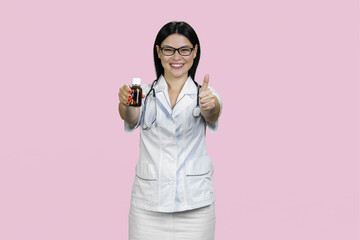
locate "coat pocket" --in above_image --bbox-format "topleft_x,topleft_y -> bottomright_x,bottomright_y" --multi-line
185,157 -> 214,203
131,163 -> 158,202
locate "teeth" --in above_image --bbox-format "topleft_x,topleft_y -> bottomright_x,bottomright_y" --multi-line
171,64 -> 183,67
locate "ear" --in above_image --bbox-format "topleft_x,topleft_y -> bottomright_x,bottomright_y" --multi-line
156,45 -> 161,59
193,44 -> 198,59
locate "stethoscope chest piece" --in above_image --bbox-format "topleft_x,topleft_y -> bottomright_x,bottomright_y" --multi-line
192,106 -> 201,118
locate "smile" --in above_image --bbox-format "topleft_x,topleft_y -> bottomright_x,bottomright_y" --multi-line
170,63 -> 184,69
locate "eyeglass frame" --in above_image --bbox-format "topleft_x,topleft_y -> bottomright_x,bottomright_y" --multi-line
159,46 -> 195,56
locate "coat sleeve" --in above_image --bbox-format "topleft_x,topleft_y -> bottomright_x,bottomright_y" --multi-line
205,86 -> 223,133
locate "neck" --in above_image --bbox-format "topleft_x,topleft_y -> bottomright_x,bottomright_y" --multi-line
163,74 -> 188,91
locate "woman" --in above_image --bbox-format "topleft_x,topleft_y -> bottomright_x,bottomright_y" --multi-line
118,21 -> 222,240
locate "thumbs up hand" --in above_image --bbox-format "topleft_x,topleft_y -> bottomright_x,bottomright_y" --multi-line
199,74 -> 217,112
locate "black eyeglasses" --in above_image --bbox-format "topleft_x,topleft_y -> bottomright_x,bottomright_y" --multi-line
160,46 -> 195,56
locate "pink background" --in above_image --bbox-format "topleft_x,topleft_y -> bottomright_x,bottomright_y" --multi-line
0,0 -> 359,239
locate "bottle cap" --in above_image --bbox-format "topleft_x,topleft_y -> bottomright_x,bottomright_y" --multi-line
132,77 -> 142,85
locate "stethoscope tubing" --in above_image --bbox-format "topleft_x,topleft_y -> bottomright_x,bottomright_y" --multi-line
142,78 -> 202,130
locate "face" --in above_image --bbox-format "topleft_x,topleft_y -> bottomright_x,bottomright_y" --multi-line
156,34 -> 197,80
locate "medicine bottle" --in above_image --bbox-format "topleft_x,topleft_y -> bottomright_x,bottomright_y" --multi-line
129,77 -> 142,107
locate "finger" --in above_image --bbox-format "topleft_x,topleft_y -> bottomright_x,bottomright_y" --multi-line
201,105 -> 213,111
200,74 -> 209,92
199,88 -> 211,99
119,89 -> 132,102
120,94 -> 131,105
201,102 -> 215,111
122,84 -> 132,93
120,84 -> 133,96
200,98 -> 215,107
119,84 -> 132,96
199,91 -> 213,101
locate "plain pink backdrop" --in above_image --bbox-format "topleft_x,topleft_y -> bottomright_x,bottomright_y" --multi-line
0,0 -> 359,239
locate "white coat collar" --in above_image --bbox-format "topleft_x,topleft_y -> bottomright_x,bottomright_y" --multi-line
155,75 -> 198,95
154,75 -> 198,117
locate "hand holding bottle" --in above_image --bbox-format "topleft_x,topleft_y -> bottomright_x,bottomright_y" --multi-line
118,78 -> 144,107
118,78 -> 145,125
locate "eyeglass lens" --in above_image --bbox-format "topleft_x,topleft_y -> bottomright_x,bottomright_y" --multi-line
161,47 -> 193,56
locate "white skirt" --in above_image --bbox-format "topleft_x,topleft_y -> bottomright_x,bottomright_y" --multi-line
129,203 -> 216,240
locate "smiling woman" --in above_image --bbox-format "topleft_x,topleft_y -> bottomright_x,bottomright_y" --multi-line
156,35 -> 197,81
118,21 -> 222,240
155,34 -> 198,107
152,22 -> 201,83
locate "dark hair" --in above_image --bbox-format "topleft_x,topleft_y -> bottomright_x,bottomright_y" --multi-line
153,21 -> 201,81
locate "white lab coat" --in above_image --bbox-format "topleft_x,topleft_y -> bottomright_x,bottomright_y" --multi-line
125,75 -> 222,212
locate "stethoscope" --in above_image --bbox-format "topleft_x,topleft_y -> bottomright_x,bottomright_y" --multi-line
142,78 -> 201,130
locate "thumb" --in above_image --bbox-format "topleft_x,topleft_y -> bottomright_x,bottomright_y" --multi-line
201,74 -> 209,91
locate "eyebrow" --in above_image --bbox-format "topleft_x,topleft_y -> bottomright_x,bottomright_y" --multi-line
161,45 -> 192,48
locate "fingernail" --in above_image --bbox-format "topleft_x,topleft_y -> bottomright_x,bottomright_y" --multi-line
126,102 -> 129,105
128,95 -> 132,98
128,90 -> 132,93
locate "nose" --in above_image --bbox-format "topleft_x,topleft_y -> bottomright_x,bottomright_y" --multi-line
172,49 -> 182,59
